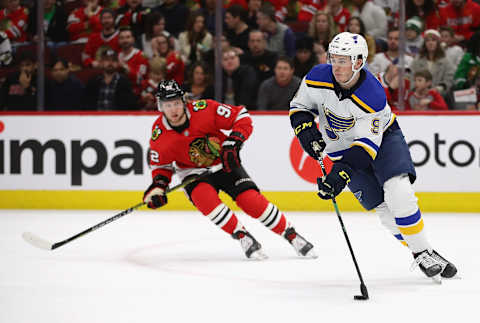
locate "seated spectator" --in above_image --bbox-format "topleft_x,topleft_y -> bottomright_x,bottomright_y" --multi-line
324,0 -> 351,32
0,51 -> 37,111
454,31 -> 480,90
346,16 -> 375,64
439,0 -> 480,45
140,56 -> 166,110
28,0 -> 69,43
178,11 -> 212,67
154,0 -> 190,37
377,63 -> 410,111
293,36 -> 318,78
182,61 -> 215,101
67,0 -> 103,43
266,0 -> 289,22
196,0 -> 223,35
45,58 -> 85,110
241,29 -> 278,84
0,0 -> 29,44
410,29 -> 454,97
0,31 -> 13,66
405,16 -> 424,56
370,28 -> 413,75
256,3 -> 295,57
82,8 -> 120,67
142,12 -> 177,57
406,0 -> 441,30
350,0 -> 388,39
313,41 -> 327,64
225,5 -> 250,54
84,49 -> 137,110
221,47 -> 258,109
117,27 -> 149,95
115,0 -> 151,42
246,0 -> 261,29
297,0 -> 325,22
202,32 -> 232,72
406,70 -> 448,110
307,10 -> 337,54
150,34 -> 185,84
440,26 -> 464,67
257,55 -> 300,110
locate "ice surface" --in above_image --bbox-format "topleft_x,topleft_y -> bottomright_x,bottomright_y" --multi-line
1,210 -> 478,323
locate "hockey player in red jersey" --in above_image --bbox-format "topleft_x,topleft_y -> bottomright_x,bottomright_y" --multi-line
143,80 -> 317,260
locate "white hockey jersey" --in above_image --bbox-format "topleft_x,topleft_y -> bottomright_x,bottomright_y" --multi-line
290,64 -> 396,161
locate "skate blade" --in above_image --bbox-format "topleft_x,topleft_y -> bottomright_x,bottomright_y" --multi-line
300,249 -> 318,259
249,250 -> 268,260
431,274 -> 442,284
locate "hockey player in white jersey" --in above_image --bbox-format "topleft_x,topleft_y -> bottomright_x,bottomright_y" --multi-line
289,32 -> 457,280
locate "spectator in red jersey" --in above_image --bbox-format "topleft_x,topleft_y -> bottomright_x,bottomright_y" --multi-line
0,0 -> 28,44
117,27 -> 149,95
67,0 -> 103,43
82,8 -> 120,67
297,0 -> 326,22
346,16 -> 376,64
410,29 -> 454,97
28,0 -> 69,43
307,10 -> 338,53
439,0 -> 480,44
324,0 -> 350,32
150,33 -> 185,84
377,63 -> 410,111
178,11 -> 213,67
115,0 -> 151,42
406,70 -> 448,110
405,0 -> 441,30
140,56 -> 166,109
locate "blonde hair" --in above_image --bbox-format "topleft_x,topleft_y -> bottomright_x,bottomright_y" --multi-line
149,57 -> 167,75
308,11 -> 338,46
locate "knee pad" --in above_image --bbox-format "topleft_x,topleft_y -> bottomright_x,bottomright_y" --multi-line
383,175 -> 418,218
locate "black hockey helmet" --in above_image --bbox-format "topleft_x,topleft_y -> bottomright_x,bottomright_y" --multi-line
155,80 -> 185,102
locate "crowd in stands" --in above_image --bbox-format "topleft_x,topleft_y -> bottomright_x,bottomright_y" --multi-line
1,0 -> 480,111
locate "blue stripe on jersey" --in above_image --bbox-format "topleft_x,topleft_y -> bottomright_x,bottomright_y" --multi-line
354,138 -> 379,152
395,209 -> 422,226
327,148 -> 349,159
305,64 -> 334,84
394,234 -> 403,240
351,70 -> 387,113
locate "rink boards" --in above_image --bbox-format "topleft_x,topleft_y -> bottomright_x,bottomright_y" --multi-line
0,112 -> 479,212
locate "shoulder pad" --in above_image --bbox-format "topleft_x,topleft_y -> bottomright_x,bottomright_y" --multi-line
305,64 -> 334,90
350,71 -> 387,113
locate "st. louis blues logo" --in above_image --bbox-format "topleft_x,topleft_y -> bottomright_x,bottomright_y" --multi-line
324,108 -> 355,140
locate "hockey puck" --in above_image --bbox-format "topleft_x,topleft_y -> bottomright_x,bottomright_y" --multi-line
354,295 -> 368,300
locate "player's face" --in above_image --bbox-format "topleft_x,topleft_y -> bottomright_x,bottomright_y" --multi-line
161,98 -> 186,126
330,54 -> 353,83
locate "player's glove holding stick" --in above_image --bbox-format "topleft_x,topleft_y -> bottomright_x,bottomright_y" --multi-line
220,131 -> 245,173
143,176 -> 169,209
317,162 -> 353,199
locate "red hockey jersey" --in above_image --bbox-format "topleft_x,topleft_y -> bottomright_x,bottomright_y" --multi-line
82,30 -> 120,67
165,51 -> 185,85
67,6 -> 103,42
118,48 -> 149,95
148,99 -> 252,182
297,0 -> 326,22
0,6 -> 29,43
439,0 -> 480,40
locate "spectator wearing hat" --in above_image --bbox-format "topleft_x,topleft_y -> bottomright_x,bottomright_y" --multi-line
82,8 -> 120,67
293,36 -> 318,78
406,0 -> 441,30
405,16 -> 424,56
241,29 -> 278,84
256,3 -> 295,57
257,55 -> 300,110
84,49 -> 137,110
45,58 -> 85,110
410,29 -> 454,97
453,31 -> 480,90
0,51 -> 37,110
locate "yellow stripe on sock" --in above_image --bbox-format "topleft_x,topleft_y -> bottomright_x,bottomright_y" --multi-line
398,219 -> 424,235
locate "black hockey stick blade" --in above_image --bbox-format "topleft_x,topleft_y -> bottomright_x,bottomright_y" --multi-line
353,283 -> 369,300
22,232 -> 54,250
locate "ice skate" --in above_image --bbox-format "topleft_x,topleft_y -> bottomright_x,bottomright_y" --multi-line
411,249 -> 443,282
284,227 -> 317,259
232,231 -> 267,260
431,250 -> 457,278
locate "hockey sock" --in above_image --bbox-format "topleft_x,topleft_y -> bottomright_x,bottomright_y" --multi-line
235,189 -> 289,235
376,202 -> 408,247
190,183 -> 244,235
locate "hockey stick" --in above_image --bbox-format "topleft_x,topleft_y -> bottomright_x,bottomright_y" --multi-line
22,164 -> 223,251
311,142 -> 369,301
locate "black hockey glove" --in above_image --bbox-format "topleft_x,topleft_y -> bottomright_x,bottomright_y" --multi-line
294,120 -> 326,159
143,176 -> 169,209
317,162 -> 353,200
220,131 -> 245,173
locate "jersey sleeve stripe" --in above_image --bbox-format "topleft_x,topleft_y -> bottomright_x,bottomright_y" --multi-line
351,139 -> 378,159
289,107 -> 318,117
326,148 -> 349,160
385,113 -> 396,130
305,79 -> 334,89
351,94 -> 376,113
235,108 -> 250,122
